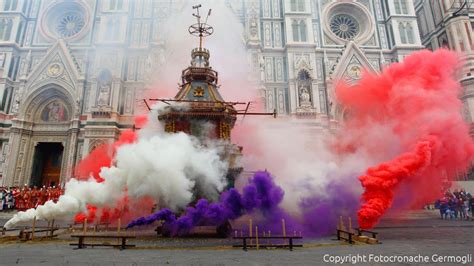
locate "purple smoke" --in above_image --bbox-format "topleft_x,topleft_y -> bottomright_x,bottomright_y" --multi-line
127,171 -> 360,237
299,179 -> 360,236
126,208 -> 176,228
127,171 -> 292,236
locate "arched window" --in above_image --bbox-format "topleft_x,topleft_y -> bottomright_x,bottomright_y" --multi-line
290,0 -> 297,11
113,18 -> 121,40
105,17 -> 120,41
297,0 -> 305,12
105,18 -> 114,40
398,22 -> 407,44
394,0 -> 408,14
300,21 -> 307,42
0,20 -> 6,40
400,0 -> 408,14
3,0 -> 17,11
0,19 -> 13,41
406,23 -> 414,44
110,0 -> 123,11
394,0 -> 401,14
292,20 -> 299,41
15,21 -> 23,43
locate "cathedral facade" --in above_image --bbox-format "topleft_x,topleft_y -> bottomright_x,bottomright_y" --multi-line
0,0 -> 451,188
232,0 -> 422,123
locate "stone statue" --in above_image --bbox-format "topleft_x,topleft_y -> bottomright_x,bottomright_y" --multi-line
249,16 -> 258,38
11,92 -> 20,114
75,99 -> 81,116
299,86 -> 311,107
97,84 -> 111,106
259,55 -> 265,82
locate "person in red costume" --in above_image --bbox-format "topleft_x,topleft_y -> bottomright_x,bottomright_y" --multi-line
12,187 -> 20,210
52,186 -> 60,203
37,186 -> 47,207
24,186 -> 32,210
31,186 -> 39,209
46,186 -> 54,202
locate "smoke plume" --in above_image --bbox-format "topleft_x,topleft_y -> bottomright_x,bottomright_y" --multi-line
335,49 -> 474,228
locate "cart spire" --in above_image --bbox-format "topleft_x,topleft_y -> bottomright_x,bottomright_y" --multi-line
189,4 -> 213,50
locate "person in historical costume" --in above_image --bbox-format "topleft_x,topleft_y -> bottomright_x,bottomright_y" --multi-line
17,187 -> 25,210
46,186 -> 54,202
12,187 -> 20,210
38,186 -> 47,206
31,186 -> 39,209
23,186 -> 31,210
53,186 -> 62,203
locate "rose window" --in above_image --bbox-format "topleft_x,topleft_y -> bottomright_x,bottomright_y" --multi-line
56,13 -> 85,38
40,1 -> 90,41
330,14 -> 360,40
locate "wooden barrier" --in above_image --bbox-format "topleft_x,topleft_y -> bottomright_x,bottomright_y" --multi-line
233,236 -> 303,251
336,229 -> 355,244
70,234 -> 136,250
19,227 -> 59,241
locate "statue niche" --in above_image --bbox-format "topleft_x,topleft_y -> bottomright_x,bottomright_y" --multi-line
297,70 -> 312,108
96,69 -> 113,107
296,69 -> 317,115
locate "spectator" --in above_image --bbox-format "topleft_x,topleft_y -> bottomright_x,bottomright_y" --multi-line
0,187 -> 5,211
464,195 -> 470,220
439,197 -> 448,219
457,196 -> 466,220
469,194 -> 474,219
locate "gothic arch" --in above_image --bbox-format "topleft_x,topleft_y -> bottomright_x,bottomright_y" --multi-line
88,139 -> 108,153
19,84 -> 75,122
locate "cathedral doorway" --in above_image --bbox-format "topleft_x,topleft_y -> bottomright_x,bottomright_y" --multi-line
30,143 -> 64,187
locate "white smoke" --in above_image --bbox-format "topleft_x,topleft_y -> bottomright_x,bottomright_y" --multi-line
5,103 -> 228,229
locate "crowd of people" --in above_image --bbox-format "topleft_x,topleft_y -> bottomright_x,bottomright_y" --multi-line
436,189 -> 474,220
0,185 -> 63,211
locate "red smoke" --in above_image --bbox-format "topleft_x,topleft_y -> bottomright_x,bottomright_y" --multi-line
75,129 -> 137,182
358,139 -> 435,228
73,129 -> 138,223
336,49 -> 474,228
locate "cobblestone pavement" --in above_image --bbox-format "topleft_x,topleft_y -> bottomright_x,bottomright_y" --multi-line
0,210 -> 472,266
